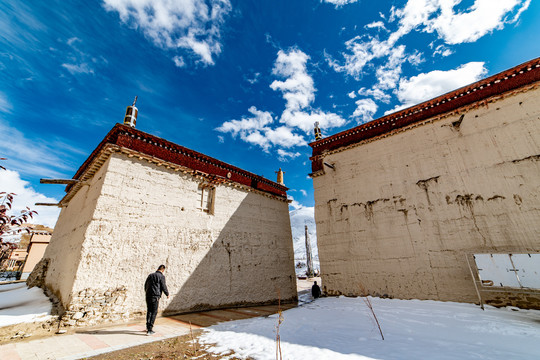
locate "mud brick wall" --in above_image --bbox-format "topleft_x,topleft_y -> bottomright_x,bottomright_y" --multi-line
312,86 -> 540,307
42,153 -> 297,325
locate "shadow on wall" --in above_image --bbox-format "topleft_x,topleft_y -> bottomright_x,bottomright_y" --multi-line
162,192 -> 297,315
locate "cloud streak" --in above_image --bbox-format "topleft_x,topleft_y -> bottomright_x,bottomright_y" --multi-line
103,0 -> 232,66
0,119 -> 83,179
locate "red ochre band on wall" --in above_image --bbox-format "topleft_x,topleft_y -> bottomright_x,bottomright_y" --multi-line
309,56 -> 540,173
67,123 -> 288,198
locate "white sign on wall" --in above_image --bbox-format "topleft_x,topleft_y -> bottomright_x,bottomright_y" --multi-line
473,254 -> 540,290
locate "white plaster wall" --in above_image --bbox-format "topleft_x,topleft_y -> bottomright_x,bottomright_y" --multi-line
68,154 -> 296,315
313,87 -> 540,302
42,160 -> 109,305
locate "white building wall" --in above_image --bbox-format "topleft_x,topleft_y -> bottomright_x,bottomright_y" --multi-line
312,86 -> 540,306
45,153 -> 296,324
42,160 -> 109,305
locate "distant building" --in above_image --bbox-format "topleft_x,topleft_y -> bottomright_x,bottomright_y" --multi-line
309,57 -> 540,309
38,123 -> 296,326
5,249 -> 27,271
21,231 -> 52,280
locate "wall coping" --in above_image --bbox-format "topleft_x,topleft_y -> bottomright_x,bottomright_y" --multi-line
309,57 -> 540,162
64,124 -> 288,199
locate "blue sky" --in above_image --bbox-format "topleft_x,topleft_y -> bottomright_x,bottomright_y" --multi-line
0,0 -> 539,228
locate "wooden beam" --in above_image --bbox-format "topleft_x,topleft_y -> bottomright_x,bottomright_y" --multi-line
35,202 -> 61,207
40,179 -> 79,185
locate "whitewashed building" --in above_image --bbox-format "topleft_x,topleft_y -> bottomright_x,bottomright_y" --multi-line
309,57 -> 540,309
38,122 -> 297,326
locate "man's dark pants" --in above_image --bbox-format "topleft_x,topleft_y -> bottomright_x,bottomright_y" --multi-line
146,296 -> 160,331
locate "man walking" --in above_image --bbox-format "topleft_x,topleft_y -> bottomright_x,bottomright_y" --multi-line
144,264 -> 169,335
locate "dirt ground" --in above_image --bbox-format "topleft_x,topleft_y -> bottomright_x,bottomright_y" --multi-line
85,329 -> 246,360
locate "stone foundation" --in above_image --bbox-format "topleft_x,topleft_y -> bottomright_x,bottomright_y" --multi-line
61,286 -> 132,327
483,290 -> 540,310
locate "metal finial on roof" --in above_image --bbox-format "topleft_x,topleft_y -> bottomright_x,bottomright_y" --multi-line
124,96 -> 138,128
314,121 -> 322,141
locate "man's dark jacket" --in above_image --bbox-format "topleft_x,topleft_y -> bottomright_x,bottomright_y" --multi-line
312,284 -> 321,298
144,271 -> 169,298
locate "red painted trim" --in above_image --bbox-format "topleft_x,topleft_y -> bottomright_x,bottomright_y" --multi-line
310,57 -> 540,165
68,124 -> 288,198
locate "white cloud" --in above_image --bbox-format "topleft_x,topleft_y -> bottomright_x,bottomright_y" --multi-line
61,63 -> 94,75
216,107 -> 306,152
375,45 -> 407,90
321,0 -> 359,7
67,37 -> 80,46
245,72 -> 260,85
173,55 -> 186,68
271,49 -> 346,133
357,88 -> 391,103
0,92 -> 12,113
61,37 -> 104,76
217,48 -> 344,152
265,126 -> 307,149
329,0 -> 529,121
270,49 -> 315,112
0,169 -> 60,228
277,149 -> 301,162
347,91 -> 357,99
365,21 -> 387,31
389,61 -> 487,113
432,44 -> 453,57
329,36 -> 389,79
280,109 -> 346,134
103,0 -> 232,66
352,98 -> 378,124
423,0 -> 526,44
300,189 -> 307,197
388,0 -> 529,45
216,106 -> 272,137
0,119 -> 81,179
244,130 -> 271,151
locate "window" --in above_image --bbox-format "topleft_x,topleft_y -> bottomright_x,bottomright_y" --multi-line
198,184 -> 215,214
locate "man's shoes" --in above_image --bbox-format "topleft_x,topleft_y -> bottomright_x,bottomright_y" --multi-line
146,330 -> 155,336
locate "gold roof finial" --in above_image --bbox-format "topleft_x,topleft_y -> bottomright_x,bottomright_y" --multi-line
275,168 -> 285,185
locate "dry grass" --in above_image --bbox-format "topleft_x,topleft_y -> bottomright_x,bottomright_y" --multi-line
359,284 -> 384,340
275,289 -> 284,360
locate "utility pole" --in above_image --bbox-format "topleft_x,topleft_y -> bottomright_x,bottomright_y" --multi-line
305,225 -> 314,277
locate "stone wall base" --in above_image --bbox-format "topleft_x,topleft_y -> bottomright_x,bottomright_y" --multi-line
61,287 -> 132,327
323,286 -> 540,310
483,290 -> 540,310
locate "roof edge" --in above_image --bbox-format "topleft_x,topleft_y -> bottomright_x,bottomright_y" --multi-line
67,124 -> 288,198
310,56 -> 540,157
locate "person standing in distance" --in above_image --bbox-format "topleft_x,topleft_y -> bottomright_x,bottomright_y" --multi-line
144,264 -> 169,335
312,281 -> 321,299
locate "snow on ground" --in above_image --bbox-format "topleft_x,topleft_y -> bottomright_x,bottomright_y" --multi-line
200,296 -> 540,360
0,283 -> 53,327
